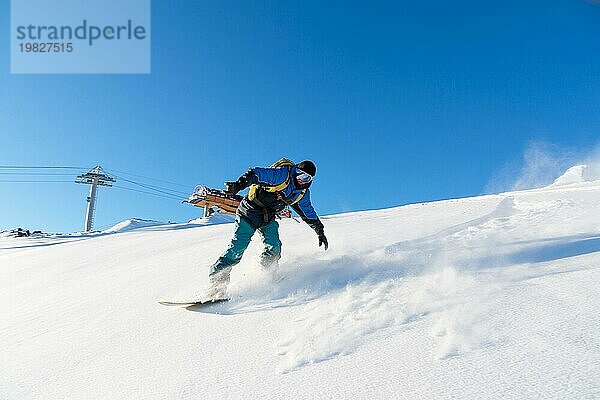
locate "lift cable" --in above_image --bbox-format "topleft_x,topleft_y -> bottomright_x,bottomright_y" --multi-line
0,180 -> 76,183
0,165 -> 192,200
0,165 -> 90,170
111,185 -> 185,201
108,175 -> 191,197
0,172 -> 80,176
104,168 -> 191,189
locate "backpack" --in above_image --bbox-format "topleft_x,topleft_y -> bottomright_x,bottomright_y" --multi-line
248,158 -> 307,206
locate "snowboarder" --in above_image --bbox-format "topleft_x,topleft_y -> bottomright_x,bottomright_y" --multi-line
205,159 -> 328,300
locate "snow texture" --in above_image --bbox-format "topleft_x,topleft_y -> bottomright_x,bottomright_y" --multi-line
1,169 -> 600,399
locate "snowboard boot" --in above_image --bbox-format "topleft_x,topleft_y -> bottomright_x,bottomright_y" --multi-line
206,267 -> 232,301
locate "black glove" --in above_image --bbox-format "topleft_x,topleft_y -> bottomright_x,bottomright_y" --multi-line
224,169 -> 256,195
317,230 -> 328,250
224,181 -> 244,195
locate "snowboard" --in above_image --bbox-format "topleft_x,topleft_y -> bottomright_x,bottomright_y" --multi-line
159,298 -> 229,307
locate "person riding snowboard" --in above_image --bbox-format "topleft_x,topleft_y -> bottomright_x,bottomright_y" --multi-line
205,159 -> 328,300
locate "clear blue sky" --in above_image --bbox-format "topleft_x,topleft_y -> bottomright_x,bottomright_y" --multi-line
1,0 -> 600,232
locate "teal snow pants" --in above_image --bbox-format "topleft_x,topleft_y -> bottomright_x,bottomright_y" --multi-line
209,215 -> 282,276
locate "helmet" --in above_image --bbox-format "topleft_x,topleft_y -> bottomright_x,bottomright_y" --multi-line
296,160 -> 316,177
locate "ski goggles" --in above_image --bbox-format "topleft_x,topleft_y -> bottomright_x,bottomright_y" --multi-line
295,169 -> 313,184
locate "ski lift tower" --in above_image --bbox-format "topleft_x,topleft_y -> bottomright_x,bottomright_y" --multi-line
75,165 -> 116,232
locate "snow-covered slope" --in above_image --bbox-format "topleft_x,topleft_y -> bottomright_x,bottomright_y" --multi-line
103,218 -> 168,233
103,214 -> 235,234
550,164 -> 589,187
187,213 -> 236,226
2,176 -> 600,399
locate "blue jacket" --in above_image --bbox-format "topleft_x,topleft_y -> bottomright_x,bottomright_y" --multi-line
237,166 -> 323,231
